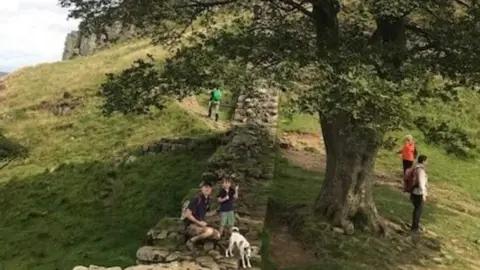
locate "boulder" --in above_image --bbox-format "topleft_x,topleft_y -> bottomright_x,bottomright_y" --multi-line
203,242 -> 215,252
62,21 -> 139,60
136,246 -> 170,263
165,251 -> 181,262
216,258 -> 238,269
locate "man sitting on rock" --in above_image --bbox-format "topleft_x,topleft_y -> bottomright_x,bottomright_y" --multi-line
184,181 -> 221,252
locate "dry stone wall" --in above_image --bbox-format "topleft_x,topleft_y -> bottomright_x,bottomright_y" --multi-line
72,87 -> 279,270
141,136 -> 228,155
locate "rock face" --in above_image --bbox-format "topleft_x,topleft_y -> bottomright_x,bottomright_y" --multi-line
32,92 -> 83,116
72,86 -> 279,270
62,21 -> 138,60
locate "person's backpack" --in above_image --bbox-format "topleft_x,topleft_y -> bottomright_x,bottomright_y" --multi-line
211,88 -> 222,102
180,200 -> 190,220
180,196 -> 202,220
403,166 -> 419,193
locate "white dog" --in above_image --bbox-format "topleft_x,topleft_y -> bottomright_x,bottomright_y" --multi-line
225,227 -> 252,269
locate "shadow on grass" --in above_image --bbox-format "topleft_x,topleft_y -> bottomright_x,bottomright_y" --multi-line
0,132 -> 28,163
263,155 -> 457,270
0,138 -> 219,270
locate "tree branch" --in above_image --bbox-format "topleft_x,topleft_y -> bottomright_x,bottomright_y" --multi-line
0,158 -> 15,170
277,0 -> 314,18
173,0 -> 238,9
453,0 -> 470,8
405,23 -> 430,38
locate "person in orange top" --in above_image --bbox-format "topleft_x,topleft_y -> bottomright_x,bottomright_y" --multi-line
397,135 -> 418,175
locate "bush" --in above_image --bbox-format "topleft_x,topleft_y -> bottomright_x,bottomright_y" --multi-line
101,58 -> 169,115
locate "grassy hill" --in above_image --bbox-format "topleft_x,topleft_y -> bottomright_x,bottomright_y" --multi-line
0,41 -> 229,269
0,41 -> 237,182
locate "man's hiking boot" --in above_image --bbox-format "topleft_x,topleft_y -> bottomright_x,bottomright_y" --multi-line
186,240 -> 196,253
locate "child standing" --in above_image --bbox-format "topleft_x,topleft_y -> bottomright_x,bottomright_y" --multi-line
217,178 -> 238,238
397,134 -> 417,175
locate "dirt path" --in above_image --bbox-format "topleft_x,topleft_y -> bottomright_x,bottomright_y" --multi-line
269,225 -> 318,269
279,131 -> 406,188
178,96 -> 230,131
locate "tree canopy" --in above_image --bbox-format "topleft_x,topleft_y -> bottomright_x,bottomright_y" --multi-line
60,0 -> 480,232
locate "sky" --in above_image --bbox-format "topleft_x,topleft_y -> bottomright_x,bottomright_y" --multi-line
0,0 -> 80,72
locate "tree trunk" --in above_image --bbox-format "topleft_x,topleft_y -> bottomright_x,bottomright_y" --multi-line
313,115 -> 385,234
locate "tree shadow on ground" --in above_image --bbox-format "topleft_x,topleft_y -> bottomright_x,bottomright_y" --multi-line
0,138 -> 219,270
263,153 -> 454,270
0,132 -> 28,168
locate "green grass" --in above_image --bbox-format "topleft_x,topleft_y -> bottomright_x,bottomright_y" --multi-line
0,40 -> 226,269
1,103 -> 211,182
279,113 -> 319,134
377,130 -> 480,202
0,147 -> 217,270
0,40 -> 217,182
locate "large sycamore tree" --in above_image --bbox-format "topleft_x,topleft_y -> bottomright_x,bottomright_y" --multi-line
60,0 -> 480,233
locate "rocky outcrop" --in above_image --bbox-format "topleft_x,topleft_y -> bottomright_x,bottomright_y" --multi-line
72,86 -> 280,270
62,22 -> 138,60
31,92 -> 83,116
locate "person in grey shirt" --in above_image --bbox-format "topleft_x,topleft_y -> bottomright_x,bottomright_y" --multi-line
411,155 -> 428,232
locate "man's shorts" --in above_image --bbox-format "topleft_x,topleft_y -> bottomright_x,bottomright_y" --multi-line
208,101 -> 220,112
186,224 -> 220,238
187,224 -> 206,236
220,211 -> 235,227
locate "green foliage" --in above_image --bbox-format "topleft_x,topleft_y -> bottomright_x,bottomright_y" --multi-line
381,135 -> 398,151
415,117 -> 476,158
101,58 -> 169,115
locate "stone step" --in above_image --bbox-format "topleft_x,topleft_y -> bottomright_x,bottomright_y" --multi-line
134,246 -> 264,270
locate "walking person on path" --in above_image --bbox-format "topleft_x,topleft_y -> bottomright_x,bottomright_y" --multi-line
217,177 -> 239,238
397,134 -> 418,175
208,87 -> 222,122
410,155 -> 428,233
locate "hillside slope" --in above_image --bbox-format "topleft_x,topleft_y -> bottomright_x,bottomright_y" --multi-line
0,41 -> 228,269
0,40 -> 231,181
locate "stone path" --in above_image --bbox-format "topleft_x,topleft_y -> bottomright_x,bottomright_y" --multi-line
72,87 -> 279,270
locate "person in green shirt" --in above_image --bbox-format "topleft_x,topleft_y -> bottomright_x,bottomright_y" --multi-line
208,88 -> 222,122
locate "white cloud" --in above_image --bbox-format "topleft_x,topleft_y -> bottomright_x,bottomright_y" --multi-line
0,0 -> 80,72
